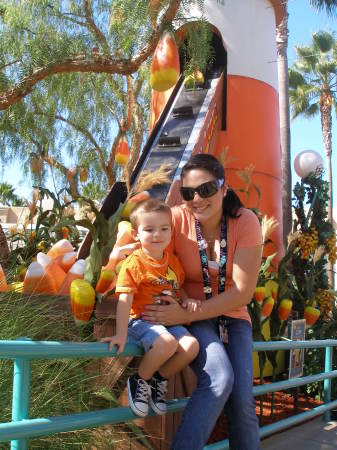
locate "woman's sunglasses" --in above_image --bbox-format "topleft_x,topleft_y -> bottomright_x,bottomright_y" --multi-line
180,179 -> 224,201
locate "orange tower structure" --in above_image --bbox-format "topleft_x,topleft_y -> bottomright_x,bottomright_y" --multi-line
149,0 -> 285,258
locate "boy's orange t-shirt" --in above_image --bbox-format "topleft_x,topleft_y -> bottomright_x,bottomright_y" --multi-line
170,205 -> 263,323
115,248 -> 185,318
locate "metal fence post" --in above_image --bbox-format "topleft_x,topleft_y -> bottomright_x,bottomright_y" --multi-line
323,345 -> 332,422
11,338 -> 31,450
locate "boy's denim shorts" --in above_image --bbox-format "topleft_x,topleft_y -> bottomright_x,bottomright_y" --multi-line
127,318 -> 190,352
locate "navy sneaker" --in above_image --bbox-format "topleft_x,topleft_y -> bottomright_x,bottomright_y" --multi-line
127,375 -> 151,417
149,375 -> 168,415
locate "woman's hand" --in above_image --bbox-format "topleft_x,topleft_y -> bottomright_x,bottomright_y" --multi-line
142,295 -> 190,326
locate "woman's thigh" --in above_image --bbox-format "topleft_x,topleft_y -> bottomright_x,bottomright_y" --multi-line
188,319 -> 234,393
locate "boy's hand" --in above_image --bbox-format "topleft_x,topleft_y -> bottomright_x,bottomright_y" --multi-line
182,298 -> 201,313
101,335 -> 127,354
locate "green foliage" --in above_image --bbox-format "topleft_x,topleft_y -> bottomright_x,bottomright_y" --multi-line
289,31 -> 337,121
0,292 -> 152,449
0,181 -> 24,206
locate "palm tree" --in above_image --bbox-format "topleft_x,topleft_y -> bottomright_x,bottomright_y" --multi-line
276,0 -> 337,249
289,31 -> 337,286
0,182 -> 24,206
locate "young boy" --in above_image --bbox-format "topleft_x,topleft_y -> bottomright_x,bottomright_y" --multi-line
101,198 -> 200,417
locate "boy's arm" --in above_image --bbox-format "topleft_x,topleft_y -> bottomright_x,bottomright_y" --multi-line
101,293 -> 133,353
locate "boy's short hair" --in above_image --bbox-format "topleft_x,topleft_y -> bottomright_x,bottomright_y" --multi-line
129,197 -> 172,230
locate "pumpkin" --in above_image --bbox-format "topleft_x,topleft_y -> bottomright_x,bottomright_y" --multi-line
150,31 -> 180,92
278,299 -> 293,321
304,306 -> 320,326
115,137 -> 130,165
184,70 -> 204,89
62,227 -> 69,239
70,279 -> 95,325
260,297 -> 274,321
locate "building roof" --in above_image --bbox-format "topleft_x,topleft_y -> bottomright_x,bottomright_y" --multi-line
270,0 -> 286,27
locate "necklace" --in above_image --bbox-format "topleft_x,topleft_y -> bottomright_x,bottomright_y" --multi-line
195,215 -> 227,299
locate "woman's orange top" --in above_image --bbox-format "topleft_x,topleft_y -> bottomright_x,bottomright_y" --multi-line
170,205 -> 262,323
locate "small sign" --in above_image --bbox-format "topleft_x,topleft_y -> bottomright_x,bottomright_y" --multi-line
289,319 -> 306,379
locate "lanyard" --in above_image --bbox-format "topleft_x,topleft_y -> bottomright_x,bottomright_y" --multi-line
195,214 -> 227,300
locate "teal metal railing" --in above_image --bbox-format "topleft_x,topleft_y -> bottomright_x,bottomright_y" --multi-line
0,339 -> 337,450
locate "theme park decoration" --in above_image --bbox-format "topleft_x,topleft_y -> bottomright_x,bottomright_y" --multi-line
253,286 -> 265,304
54,252 -> 77,273
47,239 -> 74,259
278,299 -> 293,321
184,70 -> 205,89
70,279 -> 95,325
121,191 -> 150,219
304,306 -> 320,327
0,264 -> 8,292
260,297 -> 274,322
294,150 -> 324,180
150,31 -> 180,92
80,167 -> 88,183
23,261 -> 56,295
115,137 -> 130,166
95,269 -> 116,294
58,259 -> 86,296
36,252 -> 66,292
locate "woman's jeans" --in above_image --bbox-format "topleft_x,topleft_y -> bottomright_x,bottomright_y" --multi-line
170,317 -> 260,450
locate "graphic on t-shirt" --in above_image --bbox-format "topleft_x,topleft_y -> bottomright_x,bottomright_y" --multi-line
165,266 -> 179,290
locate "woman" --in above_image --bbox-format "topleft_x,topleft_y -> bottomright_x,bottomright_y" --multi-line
141,153 -> 262,450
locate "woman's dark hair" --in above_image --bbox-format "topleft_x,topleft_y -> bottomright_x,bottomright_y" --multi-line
180,153 -> 243,218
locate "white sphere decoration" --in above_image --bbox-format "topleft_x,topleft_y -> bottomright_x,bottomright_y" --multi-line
294,150 -> 324,179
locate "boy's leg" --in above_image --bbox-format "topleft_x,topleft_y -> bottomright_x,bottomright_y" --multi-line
127,320 -> 179,417
158,331 -> 199,379
138,332 -> 178,379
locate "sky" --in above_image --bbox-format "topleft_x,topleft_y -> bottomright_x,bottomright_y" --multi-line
1,0 -> 336,214
287,0 -> 336,216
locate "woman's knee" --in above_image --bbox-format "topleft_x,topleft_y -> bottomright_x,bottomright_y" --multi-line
196,342 -> 234,399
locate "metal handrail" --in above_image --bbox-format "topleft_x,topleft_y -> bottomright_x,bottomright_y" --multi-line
0,338 -> 336,450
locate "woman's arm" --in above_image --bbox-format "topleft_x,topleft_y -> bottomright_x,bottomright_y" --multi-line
142,245 -> 262,325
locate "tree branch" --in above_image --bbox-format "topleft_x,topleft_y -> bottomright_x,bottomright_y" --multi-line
0,0 -> 182,110
83,0 -> 111,55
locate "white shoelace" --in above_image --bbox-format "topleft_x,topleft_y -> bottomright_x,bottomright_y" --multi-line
136,379 -> 150,402
156,379 -> 168,401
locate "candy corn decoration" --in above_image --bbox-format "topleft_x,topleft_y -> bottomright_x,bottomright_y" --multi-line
58,259 -> 86,296
278,298 -> 293,321
116,221 -> 133,247
253,286 -> 265,304
62,227 -> 69,239
23,262 -> 56,295
304,306 -> 320,326
0,264 -> 8,292
265,280 -> 278,300
37,252 -> 66,293
80,167 -> 88,183
260,297 -> 274,321
150,31 -> 180,91
121,191 -> 150,219
115,136 -> 130,166
47,239 -> 74,259
70,279 -> 95,325
54,252 -> 77,273
96,269 -> 116,294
